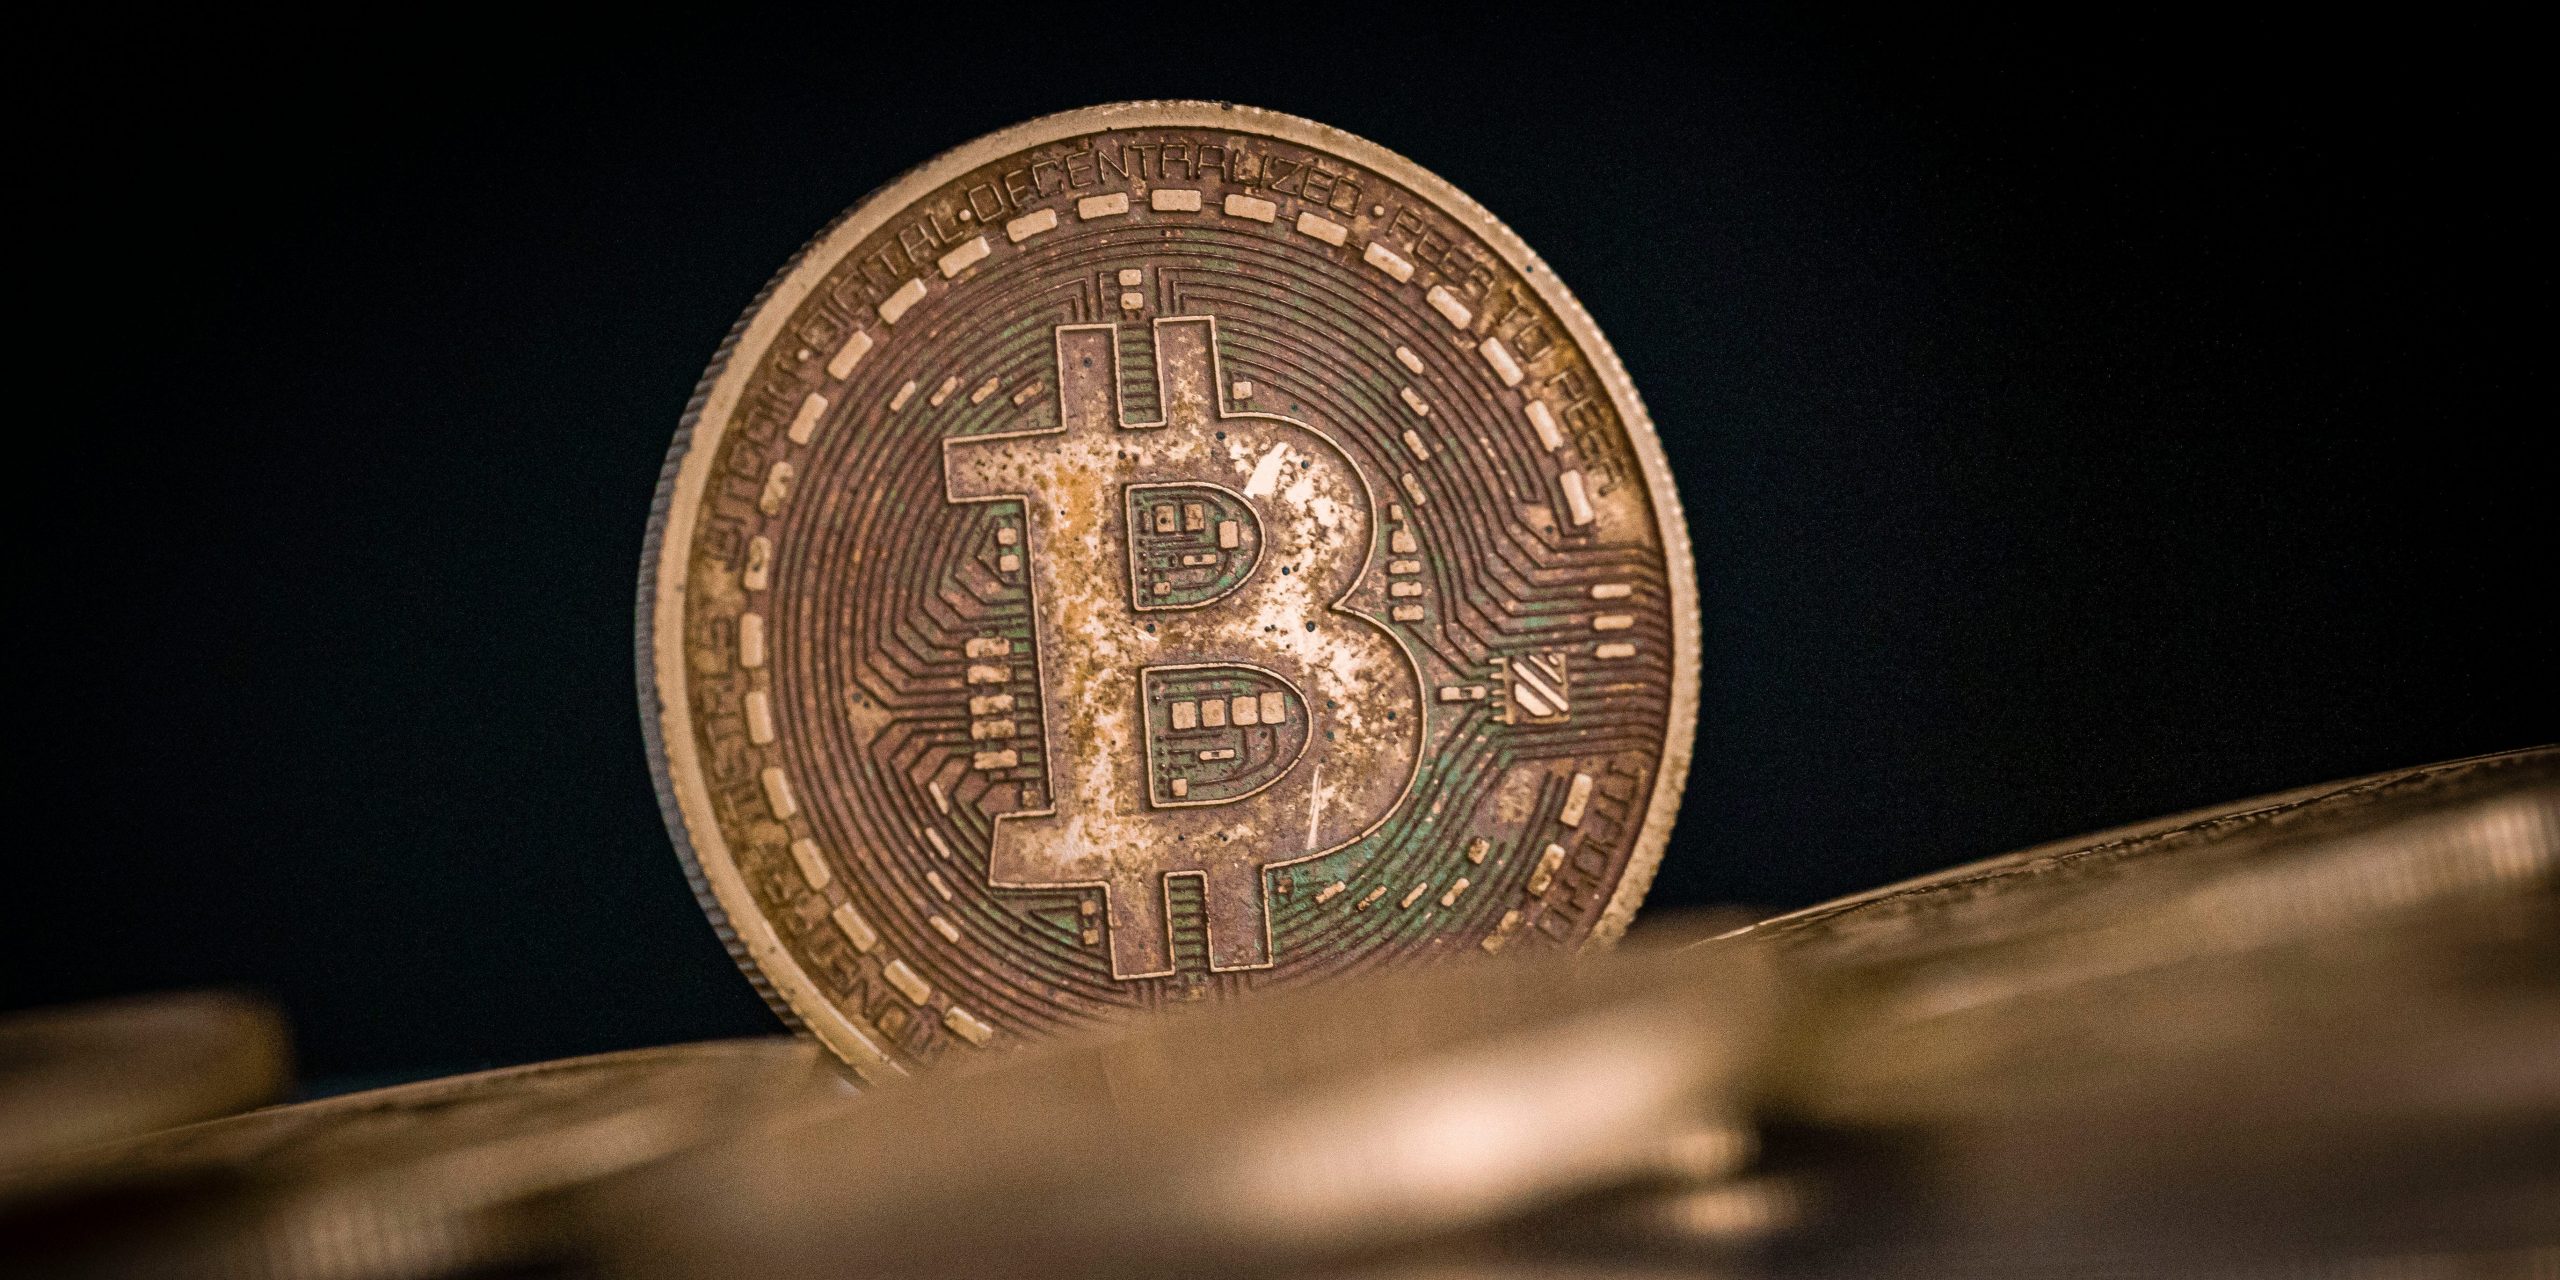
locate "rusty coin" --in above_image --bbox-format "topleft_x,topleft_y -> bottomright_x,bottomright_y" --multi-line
642,102 -> 1700,1075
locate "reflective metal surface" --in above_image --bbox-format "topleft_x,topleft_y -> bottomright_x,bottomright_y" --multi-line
9,749 -> 2552,1277
641,102 -> 1700,1074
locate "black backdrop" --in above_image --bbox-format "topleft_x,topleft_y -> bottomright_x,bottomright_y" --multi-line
14,13 -> 2548,1085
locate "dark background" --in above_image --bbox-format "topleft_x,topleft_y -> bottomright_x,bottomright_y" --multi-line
15,14 -> 2548,1085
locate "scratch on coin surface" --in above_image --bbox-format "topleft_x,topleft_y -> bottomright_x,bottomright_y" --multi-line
1245,443 -> 1291,498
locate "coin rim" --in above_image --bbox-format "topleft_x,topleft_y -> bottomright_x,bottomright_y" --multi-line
640,100 -> 1701,1071
1736,746 -> 2559,941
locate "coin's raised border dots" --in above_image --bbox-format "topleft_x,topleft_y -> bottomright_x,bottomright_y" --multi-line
738,614 -> 767,668
1363,240 -> 1416,282
883,959 -> 932,1005
745,690 -> 775,744
877,277 -> 928,324
757,461 -> 795,515
1560,772 -> 1595,827
1425,285 -> 1473,328
1479,337 -> 1526,386
937,235 -> 991,278
1077,192 -> 1131,219
1526,400 -> 1564,451
760,766 -> 798,820
1560,469 -> 1597,526
1150,188 -> 1203,211
942,1006 -> 993,1046
1529,842 -> 1567,894
1222,193 -> 1278,222
787,392 -> 829,445
1296,211 -> 1349,245
790,837 -> 833,891
827,330 -> 873,379
831,902 -> 879,953
1005,208 -> 1057,243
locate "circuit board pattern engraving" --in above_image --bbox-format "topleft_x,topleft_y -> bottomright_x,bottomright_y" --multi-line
644,103 -> 1700,1076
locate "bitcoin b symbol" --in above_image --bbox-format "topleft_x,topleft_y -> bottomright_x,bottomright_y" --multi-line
942,317 -> 1423,978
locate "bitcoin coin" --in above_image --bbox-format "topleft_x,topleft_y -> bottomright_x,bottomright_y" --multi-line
642,101 -> 1699,1074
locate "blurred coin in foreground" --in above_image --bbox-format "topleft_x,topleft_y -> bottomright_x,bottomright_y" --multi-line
0,991 -> 286,1196
4,1037 -> 845,1280
582,924 -> 1771,1280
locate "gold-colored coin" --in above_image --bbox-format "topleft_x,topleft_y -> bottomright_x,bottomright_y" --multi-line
11,1039 -> 843,1279
0,992 -> 286,1196
642,102 -> 1700,1075
84,1037 -> 838,1180
581,927 -> 1773,1280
